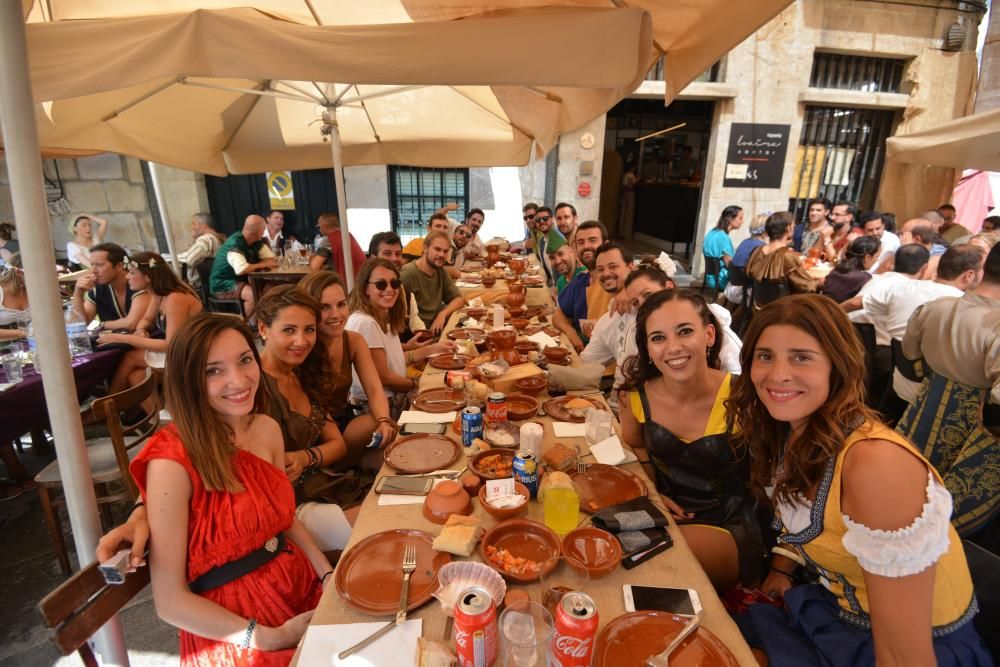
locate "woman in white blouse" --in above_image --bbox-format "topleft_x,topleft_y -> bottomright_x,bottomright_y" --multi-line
727,294 -> 988,667
345,258 -> 453,417
66,214 -> 108,269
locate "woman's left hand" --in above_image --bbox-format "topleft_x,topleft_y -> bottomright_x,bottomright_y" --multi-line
97,332 -> 127,346
284,452 -> 305,482
376,420 -> 397,447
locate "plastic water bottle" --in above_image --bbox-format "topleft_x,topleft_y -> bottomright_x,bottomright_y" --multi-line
26,322 -> 40,374
65,306 -> 92,357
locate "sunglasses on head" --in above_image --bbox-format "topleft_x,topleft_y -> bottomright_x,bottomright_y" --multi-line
535,215 -> 551,222
368,278 -> 402,291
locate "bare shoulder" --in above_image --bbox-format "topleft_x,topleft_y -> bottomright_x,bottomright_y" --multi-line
250,414 -> 285,465
842,439 -> 930,531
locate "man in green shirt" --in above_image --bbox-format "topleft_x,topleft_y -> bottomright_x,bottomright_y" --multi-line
208,214 -> 277,319
400,230 -> 466,334
547,234 -> 585,295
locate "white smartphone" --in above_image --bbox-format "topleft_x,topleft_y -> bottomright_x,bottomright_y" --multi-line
374,476 -> 434,495
622,585 -> 703,616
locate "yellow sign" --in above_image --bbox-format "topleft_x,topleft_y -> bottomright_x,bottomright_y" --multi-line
266,171 -> 295,210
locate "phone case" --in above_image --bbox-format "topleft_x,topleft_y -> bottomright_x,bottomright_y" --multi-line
375,477 -> 432,495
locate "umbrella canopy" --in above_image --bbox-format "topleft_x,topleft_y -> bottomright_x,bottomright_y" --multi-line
886,108 -> 1000,172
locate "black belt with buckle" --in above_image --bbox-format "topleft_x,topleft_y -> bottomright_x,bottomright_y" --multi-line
188,533 -> 287,594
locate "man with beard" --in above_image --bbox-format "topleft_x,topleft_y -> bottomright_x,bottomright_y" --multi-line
522,202 -> 539,247
463,208 -> 486,256
445,223 -> 473,278
547,234 -> 585,295
553,220 -> 612,351
795,197 -> 831,254
73,242 -> 150,329
402,212 -> 452,261
532,206 -> 567,286
554,202 -> 579,246
400,230 -> 465,334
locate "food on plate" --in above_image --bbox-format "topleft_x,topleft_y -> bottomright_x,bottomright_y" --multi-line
477,453 -> 513,477
470,437 -> 491,454
484,422 -> 518,448
455,339 -> 478,357
543,443 -> 578,472
485,545 -> 540,576
565,397 -> 594,420
479,362 -> 507,378
416,637 -> 457,667
432,514 -> 484,557
463,379 -> 491,401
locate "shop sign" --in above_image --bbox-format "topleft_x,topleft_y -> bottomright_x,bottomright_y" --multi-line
722,123 -> 790,189
266,171 -> 296,210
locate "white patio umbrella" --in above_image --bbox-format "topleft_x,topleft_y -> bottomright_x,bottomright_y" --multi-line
886,107 -> 1000,171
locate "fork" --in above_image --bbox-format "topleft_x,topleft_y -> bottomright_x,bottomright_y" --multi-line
337,545 -> 418,659
645,615 -> 700,666
575,444 -> 589,474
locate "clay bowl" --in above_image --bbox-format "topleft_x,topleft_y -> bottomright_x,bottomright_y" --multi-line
514,375 -> 548,396
543,347 -> 570,363
461,472 -> 483,497
505,394 -> 540,421
478,481 -> 531,521
481,277 -> 497,288
466,307 -> 487,320
422,480 -> 473,525
480,519 -> 561,583
510,318 -> 530,333
507,306 -> 526,319
561,527 -> 623,579
469,448 -> 517,481
514,341 -> 540,357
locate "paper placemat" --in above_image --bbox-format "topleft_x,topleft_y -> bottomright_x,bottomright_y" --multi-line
300,619 -> 423,666
398,410 -> 457,424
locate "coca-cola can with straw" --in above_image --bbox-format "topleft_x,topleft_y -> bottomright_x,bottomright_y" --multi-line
454,586 -> 497,667
548,592 -> 598,666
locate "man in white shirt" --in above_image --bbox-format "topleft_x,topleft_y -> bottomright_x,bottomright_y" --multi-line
842,244 -> 930,344
263,209 -> 286,255
177,212 -> 223,288
861,211 -> 900,273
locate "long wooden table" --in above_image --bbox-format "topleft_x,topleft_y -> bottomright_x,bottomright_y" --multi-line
295,305 -> 756,665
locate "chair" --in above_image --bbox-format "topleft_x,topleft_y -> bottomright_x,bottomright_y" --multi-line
701,256 -> 723,298
35,372 -> 160,574
37,557 -> 150,667
964,539 -> 1000,659
890,337 -> 923,383
750,277 -> 788,310
195,257 -> 245,316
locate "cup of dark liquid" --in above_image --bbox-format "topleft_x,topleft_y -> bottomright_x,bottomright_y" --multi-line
547,373 -> 567,397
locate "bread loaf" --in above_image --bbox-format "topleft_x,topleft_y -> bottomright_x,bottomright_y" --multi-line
416,637 -> 457,667
543,442 -> 577,472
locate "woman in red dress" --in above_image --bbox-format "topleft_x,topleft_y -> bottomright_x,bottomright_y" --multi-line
130,314 -> 332,665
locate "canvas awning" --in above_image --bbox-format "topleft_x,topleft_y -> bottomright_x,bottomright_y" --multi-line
886,108 -> 1000,172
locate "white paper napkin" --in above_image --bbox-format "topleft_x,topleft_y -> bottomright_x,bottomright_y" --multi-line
456,280 -> 481,288
399,410 -> 457,424
552,422 -> 587,438
299,619 -> 423,667
527,331 -> 560,349
589,434 -> 628,465
377,478 -> 448,506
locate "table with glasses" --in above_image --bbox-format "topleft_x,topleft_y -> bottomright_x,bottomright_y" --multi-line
294,309 -> 756,665
247,264 -> 311,302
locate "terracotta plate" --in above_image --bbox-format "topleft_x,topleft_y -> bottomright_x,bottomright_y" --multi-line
459,275 -> 483,284
447,328 -> 486,341
384,434 -> 461,474
413,388 -> 466,413
542,395 -> 606,423
543,326 -> 561,337
429,353 -> 472,370
594,611 -> 738,667
570,464 -> 647,514
479,519 -> 561,583
335,529 -> 452,615
521,276 -> 545,286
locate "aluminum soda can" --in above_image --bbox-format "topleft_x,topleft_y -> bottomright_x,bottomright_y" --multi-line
454,586 -> 497,667
461,406 -> 484,448
548,592 -> 599,667
485,392 -> 508,424
512,450 -> 538,498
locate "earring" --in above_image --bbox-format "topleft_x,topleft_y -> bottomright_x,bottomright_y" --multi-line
706,346 -> 711,357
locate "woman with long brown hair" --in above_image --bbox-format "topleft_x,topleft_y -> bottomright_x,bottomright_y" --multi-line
729,294 -> 988,666
345,258 -> 453,417
298,271 -> 396,453
619,288 -> 764,592
130,313 -> 330,665
98,251 -> 202,400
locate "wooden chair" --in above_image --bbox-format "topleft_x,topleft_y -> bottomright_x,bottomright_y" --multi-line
35,372 -> 160,574
37,557 -> 150,667
195,257 -> 245,316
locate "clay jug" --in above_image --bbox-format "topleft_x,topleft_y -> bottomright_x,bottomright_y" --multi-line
506,281 -> 526,310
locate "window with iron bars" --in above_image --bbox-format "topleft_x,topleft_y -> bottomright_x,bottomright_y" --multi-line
645,57 -> 721,83
788,106 -> 897,222
809,52 -> 906,93
388,166 -> 469,243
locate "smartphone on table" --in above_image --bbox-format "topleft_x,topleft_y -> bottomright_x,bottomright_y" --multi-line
622,585 -> 703,616
400,422 -> 447,435
374,476 -> 434,495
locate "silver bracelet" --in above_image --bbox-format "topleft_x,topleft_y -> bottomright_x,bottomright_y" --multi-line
241,617 -> 257,650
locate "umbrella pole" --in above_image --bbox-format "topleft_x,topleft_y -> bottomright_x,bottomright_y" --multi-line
147,162 -> 182,273
327,106 -> 354,291
0,5 -> 130,666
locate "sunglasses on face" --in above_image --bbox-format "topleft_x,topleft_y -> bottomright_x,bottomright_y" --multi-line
369,278 -> 401,291
523,214 -> 535,221
535,216 -> 551,223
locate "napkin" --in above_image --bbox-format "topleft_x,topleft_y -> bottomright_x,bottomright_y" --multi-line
526,331 -> 560,349
399,410 -> 456,424
589,434 -> 628,465
552,422 -> 587,438
377,478 -> 448,506
468,296 -> 485,309
299,619 -> 423,666
456,280 -> 481,288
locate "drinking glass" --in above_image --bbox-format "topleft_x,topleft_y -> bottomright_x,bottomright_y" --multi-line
1,354 -> 22,383
538,556 -> 590,618
499,600 -> 554,667
584,408 -> 613,445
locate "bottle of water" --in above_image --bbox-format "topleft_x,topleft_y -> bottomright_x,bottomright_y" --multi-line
65,306 -> 92,357
26,322 -> 40,374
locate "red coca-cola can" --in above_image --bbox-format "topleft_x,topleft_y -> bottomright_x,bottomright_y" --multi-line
548,592 -> 598,667
485,392 -> 508,424
454,586 -> 497,667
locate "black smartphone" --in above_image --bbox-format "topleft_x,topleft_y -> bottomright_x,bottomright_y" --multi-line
374,476 -> 434,495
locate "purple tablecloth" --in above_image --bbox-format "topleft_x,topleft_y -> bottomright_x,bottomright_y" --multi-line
0,349 -> 123,444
